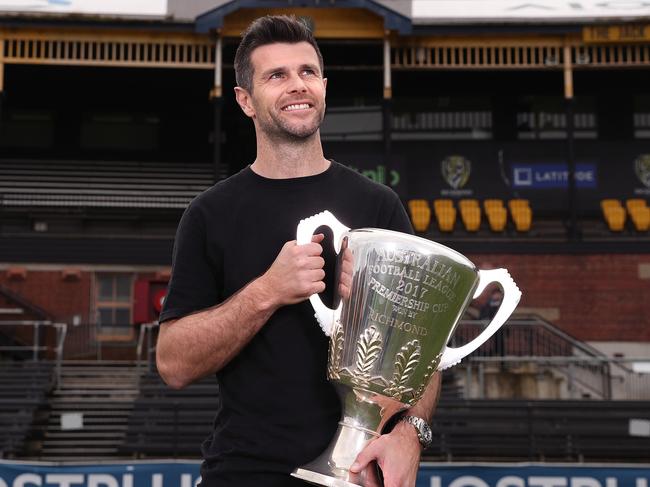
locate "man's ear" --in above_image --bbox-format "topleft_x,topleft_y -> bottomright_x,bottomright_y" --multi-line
234,87 -> 255,118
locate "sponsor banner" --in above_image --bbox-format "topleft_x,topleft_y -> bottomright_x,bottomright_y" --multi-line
0,0 -> 167,17
512,163 -> 597,189
1,461 -> 648,487
417,463 -> 650,487
0,460 -> 201,487
412,1 -> 650,21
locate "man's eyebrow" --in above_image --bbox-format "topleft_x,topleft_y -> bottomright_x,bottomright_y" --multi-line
259,66 -> 286,78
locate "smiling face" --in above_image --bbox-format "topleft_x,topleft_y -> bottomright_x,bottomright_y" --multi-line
235,42 -> 327,142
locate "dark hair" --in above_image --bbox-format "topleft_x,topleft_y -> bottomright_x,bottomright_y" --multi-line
234,15 -> 324,93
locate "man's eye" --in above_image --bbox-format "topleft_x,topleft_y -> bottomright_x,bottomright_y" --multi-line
270,72 -> 284,79
302,69 -> 316,76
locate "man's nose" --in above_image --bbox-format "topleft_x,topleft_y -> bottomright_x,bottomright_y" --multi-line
286,72 -> 308,93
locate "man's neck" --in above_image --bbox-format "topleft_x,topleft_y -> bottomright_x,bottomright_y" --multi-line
251,132 -> 329,179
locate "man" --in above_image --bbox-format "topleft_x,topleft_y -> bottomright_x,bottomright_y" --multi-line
156,15 -> 440,487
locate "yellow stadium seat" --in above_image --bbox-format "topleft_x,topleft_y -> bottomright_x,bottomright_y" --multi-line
600,199 -> 626,231
407,199 -> 432,232
459,198 -> 479,211
508,199 -> 532,232
433,199 -> 454,212
434,202 -> 456,232
601,199 -> 622,211
459,200 -> 481,232
626,198 -> 647,212
484,203 -> 507,232
483,199 -> 505,211
628,205 -> 650,232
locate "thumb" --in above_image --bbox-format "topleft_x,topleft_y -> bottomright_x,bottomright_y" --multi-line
312,233 -> 325,243
349,440 -> 380,473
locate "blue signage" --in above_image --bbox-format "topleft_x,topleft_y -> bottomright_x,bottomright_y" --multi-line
512,163 -> 597,189
418,464 -> 650,487
1,461 -> 648,487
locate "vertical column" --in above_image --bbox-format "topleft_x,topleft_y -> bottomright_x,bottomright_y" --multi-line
563,44 -> 579,240
382,32 -> 393,187
210,33 -> 223,183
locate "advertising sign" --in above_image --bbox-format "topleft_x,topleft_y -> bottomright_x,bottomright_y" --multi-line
1,461 -> 649,487
512,163 -> 597,189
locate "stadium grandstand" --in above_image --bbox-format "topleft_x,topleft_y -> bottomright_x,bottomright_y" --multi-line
0,0 -> 649,484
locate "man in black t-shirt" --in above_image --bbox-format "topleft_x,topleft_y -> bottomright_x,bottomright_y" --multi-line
156,15 -> 441,487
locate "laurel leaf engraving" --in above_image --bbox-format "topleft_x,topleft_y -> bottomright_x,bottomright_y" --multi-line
328,323 -> 345,380
355,326 -> 383,375
392,340 -> 421,386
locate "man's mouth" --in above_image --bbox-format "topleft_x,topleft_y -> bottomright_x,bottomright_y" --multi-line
282,103 -> 312,111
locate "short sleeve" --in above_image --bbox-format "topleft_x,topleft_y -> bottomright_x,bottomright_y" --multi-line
386,194 -> 414,235
159,203 -> 222,323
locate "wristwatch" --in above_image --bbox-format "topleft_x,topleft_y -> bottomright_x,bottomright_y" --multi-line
400,415 -> 433,449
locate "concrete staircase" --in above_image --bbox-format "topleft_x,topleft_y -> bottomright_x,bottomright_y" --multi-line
39,361 -> 140,460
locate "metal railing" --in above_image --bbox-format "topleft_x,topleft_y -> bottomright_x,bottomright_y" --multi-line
0,320 -> 67,385
136,322 -> 159,375
454,315 -> 650,400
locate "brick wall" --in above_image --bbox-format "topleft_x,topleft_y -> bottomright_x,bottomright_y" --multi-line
2,256 -> 650,343
469,253 -> 650,341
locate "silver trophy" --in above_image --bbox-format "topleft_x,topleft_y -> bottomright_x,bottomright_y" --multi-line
292,211 -> 522,487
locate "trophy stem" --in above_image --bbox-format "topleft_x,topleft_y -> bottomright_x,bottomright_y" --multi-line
291,420 -> 378,487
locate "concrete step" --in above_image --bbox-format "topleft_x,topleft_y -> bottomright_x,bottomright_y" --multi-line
40,447 -> 120,455
45,432 -> 125,439
47,423 -> 128,431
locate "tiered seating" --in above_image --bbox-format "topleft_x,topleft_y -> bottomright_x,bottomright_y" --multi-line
426,399 -> 650,461
120,371 -> 219,458
600,198 -> 650,232
0,360 -> 55,458
0,159 -> 213,210
408,198 -> 533,234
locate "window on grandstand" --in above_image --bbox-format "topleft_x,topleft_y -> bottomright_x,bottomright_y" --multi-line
633,95 -> 650,139
391,96 -> 493,140
94,273 -> 133,338
320,98 -> 382,141
0,109 -> 54,148
80,112 -> 159,151
516,96 -> 597,139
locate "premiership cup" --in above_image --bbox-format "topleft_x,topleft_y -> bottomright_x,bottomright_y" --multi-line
291,211 -> 522,487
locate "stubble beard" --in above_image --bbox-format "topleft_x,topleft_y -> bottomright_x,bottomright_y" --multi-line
259,104 -> 326,143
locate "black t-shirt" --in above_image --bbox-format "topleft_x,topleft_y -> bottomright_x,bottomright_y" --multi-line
160,161 -> 412,486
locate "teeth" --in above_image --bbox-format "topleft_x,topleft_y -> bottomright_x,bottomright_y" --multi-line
283,104 -> 310,111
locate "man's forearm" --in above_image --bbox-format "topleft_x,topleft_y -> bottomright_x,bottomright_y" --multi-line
408,371 -> 441,421
156,276 -> 278,389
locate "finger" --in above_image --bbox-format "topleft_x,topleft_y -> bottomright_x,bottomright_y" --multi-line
350,440 -> 380,473
307,256 -> 325,270
311,233 -> 325,243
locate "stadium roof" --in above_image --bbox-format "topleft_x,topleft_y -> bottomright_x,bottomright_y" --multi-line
1,0 -> 649,28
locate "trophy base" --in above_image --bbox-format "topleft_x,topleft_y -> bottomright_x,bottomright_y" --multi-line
292,468 -> 361,487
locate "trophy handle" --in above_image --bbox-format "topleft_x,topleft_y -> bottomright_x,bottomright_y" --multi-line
296,210 -> 350,336
438,268 -> 522,370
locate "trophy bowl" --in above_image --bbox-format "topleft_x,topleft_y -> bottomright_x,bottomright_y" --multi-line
292,211 -> 521,487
